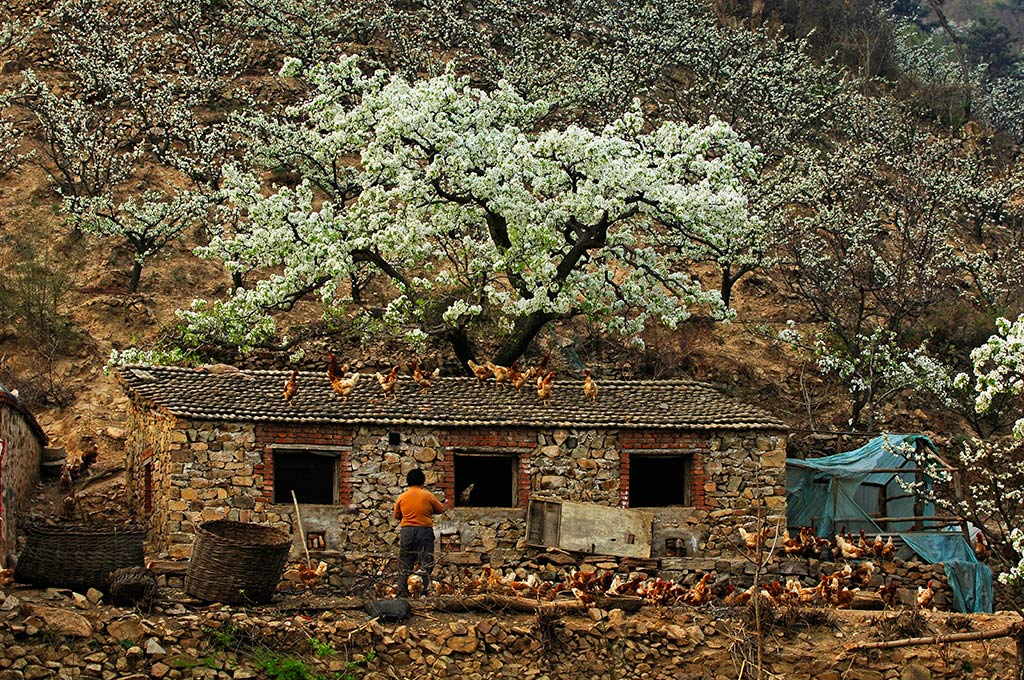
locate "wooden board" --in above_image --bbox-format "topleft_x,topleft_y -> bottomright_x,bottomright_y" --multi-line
526,497 -> 653,558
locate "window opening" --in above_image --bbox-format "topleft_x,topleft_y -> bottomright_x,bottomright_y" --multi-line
273,451 -> 338,504
388,432 -> 401,446
628,455 -> 692,507
306,531 -> 326,550
454,453 -> 518,507
665,537 -> 686,557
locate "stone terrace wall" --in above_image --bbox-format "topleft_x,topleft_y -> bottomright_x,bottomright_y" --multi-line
130,412 -> 786,562
0,404 -> 43,566
0,590 -> 1016,680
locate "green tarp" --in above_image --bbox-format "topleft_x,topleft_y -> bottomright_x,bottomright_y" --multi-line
786,434 -> 992,613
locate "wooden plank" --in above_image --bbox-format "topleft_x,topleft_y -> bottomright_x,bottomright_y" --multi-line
557,501 -> 652,558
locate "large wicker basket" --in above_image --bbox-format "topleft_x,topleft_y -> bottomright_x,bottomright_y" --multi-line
13,523 -> 144,590
184,520 -> 291,604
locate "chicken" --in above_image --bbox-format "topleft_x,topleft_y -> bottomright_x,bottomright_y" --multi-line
297,560 -> 329,588
880,536 -> 896,561
407,573 -> 424,598
916,580 -> 935,609
283,370 -> 298,405
835,534 -> 867,560
486,361 -> 513,388
582,369 -> 598,403
682,573 -> 714,606
0,568 -> 13,587
375,365 -> 399,400
459,482 -> 475,505
59,464 -> 73,493
330,371 -> 360,401
409,359 -> 440,392
509,362 -> 529,391
467,359 -> 491,385
327,353 -> 347,383
848,560 -> 875,588
974,533 -> 989,560
738,526 -> 771,552
526,352 -> 551,382
723,584 -> 755,606
536,370 -> 555,405
832,585 -> 859,609
878,581 -> 898,608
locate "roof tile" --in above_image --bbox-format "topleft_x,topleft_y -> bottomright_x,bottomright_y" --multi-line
117,365 -> 785,431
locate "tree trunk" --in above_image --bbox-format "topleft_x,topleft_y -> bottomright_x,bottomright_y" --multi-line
128,261 -> 143,293
231,270 -> 244,291
448,327 -> 477,374
492,311 -> 555,367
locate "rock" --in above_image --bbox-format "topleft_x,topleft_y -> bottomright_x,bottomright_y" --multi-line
446,633 -> 479,654
70,592 -> 90,610
22,605 -> 92,637
0,595 -> 20,612
606,609 -> 625,626
900,665 -> 931,680
150,662 -> 170,678
85,588 -> 104,605
107,617 -> 145,642
145,638 -> 166,656
233,671 -> 259,679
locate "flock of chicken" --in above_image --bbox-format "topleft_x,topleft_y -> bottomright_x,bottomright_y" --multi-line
445,558 -> 936,611
281,353 -> 600,406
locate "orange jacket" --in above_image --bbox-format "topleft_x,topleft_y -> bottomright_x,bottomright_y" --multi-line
394,486 -> 444,527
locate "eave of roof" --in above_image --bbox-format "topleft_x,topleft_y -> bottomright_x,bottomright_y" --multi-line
116,365 -> 786,432
0,391 -> 48,445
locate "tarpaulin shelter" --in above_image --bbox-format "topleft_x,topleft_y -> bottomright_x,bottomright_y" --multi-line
786,434 -> 992,613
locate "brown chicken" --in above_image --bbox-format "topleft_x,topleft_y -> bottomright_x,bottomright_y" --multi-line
297,560 -> 329,588
410,359 -> 440,392
330,371 -> 360,400
738,526 -> 771,552
467,359 -> 491,385
582,369 -> 598,403
283,369 -> 298,405
974,533 -> 989,560
327,353 -> 347,383
835,534 -> 867,560
375,365 -> 399,399
917,580 -> 935,609
527,352 -> 551,381
878,581 -> 898,608
879,535 -> 897,561
536,370 -> 555,405
682,573 -> 714,606
0,568 -> 13,587
509,361 -> 529,391
486,361 -> 513,388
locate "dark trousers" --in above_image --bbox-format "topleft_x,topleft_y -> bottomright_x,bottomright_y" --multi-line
397,525 -> 435,597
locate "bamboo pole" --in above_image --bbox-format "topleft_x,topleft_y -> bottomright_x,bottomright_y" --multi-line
845,623 -> 1019,653
291,490 -> 312,569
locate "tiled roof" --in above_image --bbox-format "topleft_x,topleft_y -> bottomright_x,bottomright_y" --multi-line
116,365 -> 785,431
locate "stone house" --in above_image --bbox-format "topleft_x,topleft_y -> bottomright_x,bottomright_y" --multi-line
117,366 -> 787,561
0,388 -> 47,566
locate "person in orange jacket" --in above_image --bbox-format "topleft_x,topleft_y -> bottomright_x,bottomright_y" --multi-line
393,468 -> 444,598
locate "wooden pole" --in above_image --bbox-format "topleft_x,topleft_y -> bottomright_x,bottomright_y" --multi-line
845,623 -> 1018,653
291,490 -> 312,569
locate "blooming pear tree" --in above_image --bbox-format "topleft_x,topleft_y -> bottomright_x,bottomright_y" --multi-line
66,190 -> 210,292
906,315 -> 1024,585
183,58 -> 760,364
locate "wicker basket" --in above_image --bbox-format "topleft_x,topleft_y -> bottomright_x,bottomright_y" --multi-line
109,566 -> 158,608
13,523 -> 144,590
184,520 -> 291,604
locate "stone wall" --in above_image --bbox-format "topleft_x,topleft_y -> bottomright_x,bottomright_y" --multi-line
0,403 -> 44,566
126,408 -> 786,562
0,586 -> 1016,680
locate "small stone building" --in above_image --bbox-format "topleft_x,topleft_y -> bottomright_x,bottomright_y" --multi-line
117,366 -> 787,561
0,389 -> 47,566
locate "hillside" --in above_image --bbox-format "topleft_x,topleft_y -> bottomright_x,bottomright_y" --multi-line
0,0 -> 1021,479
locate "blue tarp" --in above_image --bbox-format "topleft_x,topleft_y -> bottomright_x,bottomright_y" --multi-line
786,434 -> 992,613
